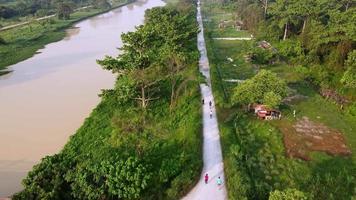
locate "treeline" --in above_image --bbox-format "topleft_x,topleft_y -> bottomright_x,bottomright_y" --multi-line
13,0 -> 202,199
234,0 -> 356,93
0,0 -> 112,20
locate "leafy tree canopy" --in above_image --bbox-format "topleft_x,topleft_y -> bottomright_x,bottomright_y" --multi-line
232,69 -> 288,106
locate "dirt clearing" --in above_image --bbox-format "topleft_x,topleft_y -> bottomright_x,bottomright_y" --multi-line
280,117 -> 351,160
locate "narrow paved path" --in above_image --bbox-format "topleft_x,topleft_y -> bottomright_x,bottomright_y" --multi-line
182,1 -> 227,200
213,37 -> 252,40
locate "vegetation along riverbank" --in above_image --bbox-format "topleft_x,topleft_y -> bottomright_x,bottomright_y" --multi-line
201,0 -> 355,199
0,0 -> 135,75
12,0 -> 203,199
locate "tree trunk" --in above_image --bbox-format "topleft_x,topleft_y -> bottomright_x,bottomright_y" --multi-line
170,79 -> 176,110
283,22 -> 288,40
169,57 -> 178,110
264,0 -> 268,18
141,83 -> 146,108
302,18 -> 307,33
346,2 -> 349,11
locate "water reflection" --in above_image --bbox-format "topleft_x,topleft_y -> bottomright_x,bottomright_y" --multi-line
63,27 -> 81,41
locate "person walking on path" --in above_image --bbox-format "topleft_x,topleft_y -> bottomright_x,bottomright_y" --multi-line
209,101 -> 212,108
204,173 -> 209,184
217,177 -> 222,186
202,98 -> 205,105
210,110 -> 213,119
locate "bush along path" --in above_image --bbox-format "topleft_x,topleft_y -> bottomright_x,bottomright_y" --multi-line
182,1 -> 227,199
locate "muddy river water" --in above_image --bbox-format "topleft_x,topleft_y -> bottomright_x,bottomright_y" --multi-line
0,0 -> 164,196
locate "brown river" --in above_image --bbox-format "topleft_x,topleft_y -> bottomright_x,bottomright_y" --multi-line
0,0 -> 165,197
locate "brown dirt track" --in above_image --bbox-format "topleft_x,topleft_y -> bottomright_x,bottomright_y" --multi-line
279,117 -> 351,160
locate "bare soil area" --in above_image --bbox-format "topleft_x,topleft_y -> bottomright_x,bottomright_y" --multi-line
280,117 -> 351,160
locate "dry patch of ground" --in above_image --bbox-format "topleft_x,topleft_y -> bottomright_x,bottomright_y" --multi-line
279,117 -> 351,160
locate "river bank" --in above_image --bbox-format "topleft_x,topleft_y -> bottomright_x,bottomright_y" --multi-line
0,0 -> 165,197
0,0 -> 134,74
8,0 -> 202,199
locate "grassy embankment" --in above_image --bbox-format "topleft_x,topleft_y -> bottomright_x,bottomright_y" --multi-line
12,0 -> 203,199
0,0 -> 133,74
201,1 -> 355,199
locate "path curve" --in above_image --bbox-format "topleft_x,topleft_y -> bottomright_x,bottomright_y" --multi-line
182,1 -> 227,200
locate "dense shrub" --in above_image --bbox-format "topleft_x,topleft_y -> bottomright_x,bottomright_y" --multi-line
251,47 -> 276,65
269,189 -> 308,200
275,39 -> 304,63
0,36 -> 6,44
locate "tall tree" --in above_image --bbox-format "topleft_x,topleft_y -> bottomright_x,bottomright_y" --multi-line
98,25 -> 161,109
56,0 -> 74,19
269,0 -> 299,40
289,0 -> 319,34
145,7 -> 198,109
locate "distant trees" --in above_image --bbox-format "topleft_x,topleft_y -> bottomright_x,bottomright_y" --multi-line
56,0 -> 74,19
0,5 -> 17,19
0,0 -> 93,20
235,0 -> 264,32
93,0 -> 111,9
232,70 -> 287,108
233,0 -> 356,90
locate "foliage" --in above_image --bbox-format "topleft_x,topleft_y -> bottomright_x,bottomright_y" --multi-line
341,50 -> 356,88
232,69 -> 287,106
346,103 -> 356,117
0,5 -> 17,19
0,0 -> 93,19
12,154 -> 73,200
56,1 -> 74,20
202,1 -> 356,200
66,157 -> 151,199
231,0 -> 356,90
274,39 -> 304,62
93,0 -> 112,9
0,36 -> 6,44
269,188 -> 308,200
251,47 -> 276,65
263,91 -> 282,109
98,6 -> 199,109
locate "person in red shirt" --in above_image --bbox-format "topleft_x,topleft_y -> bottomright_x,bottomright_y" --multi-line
204,173 -> 209,184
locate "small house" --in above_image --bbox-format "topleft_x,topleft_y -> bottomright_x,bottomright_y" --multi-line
253,104 -> 281,120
